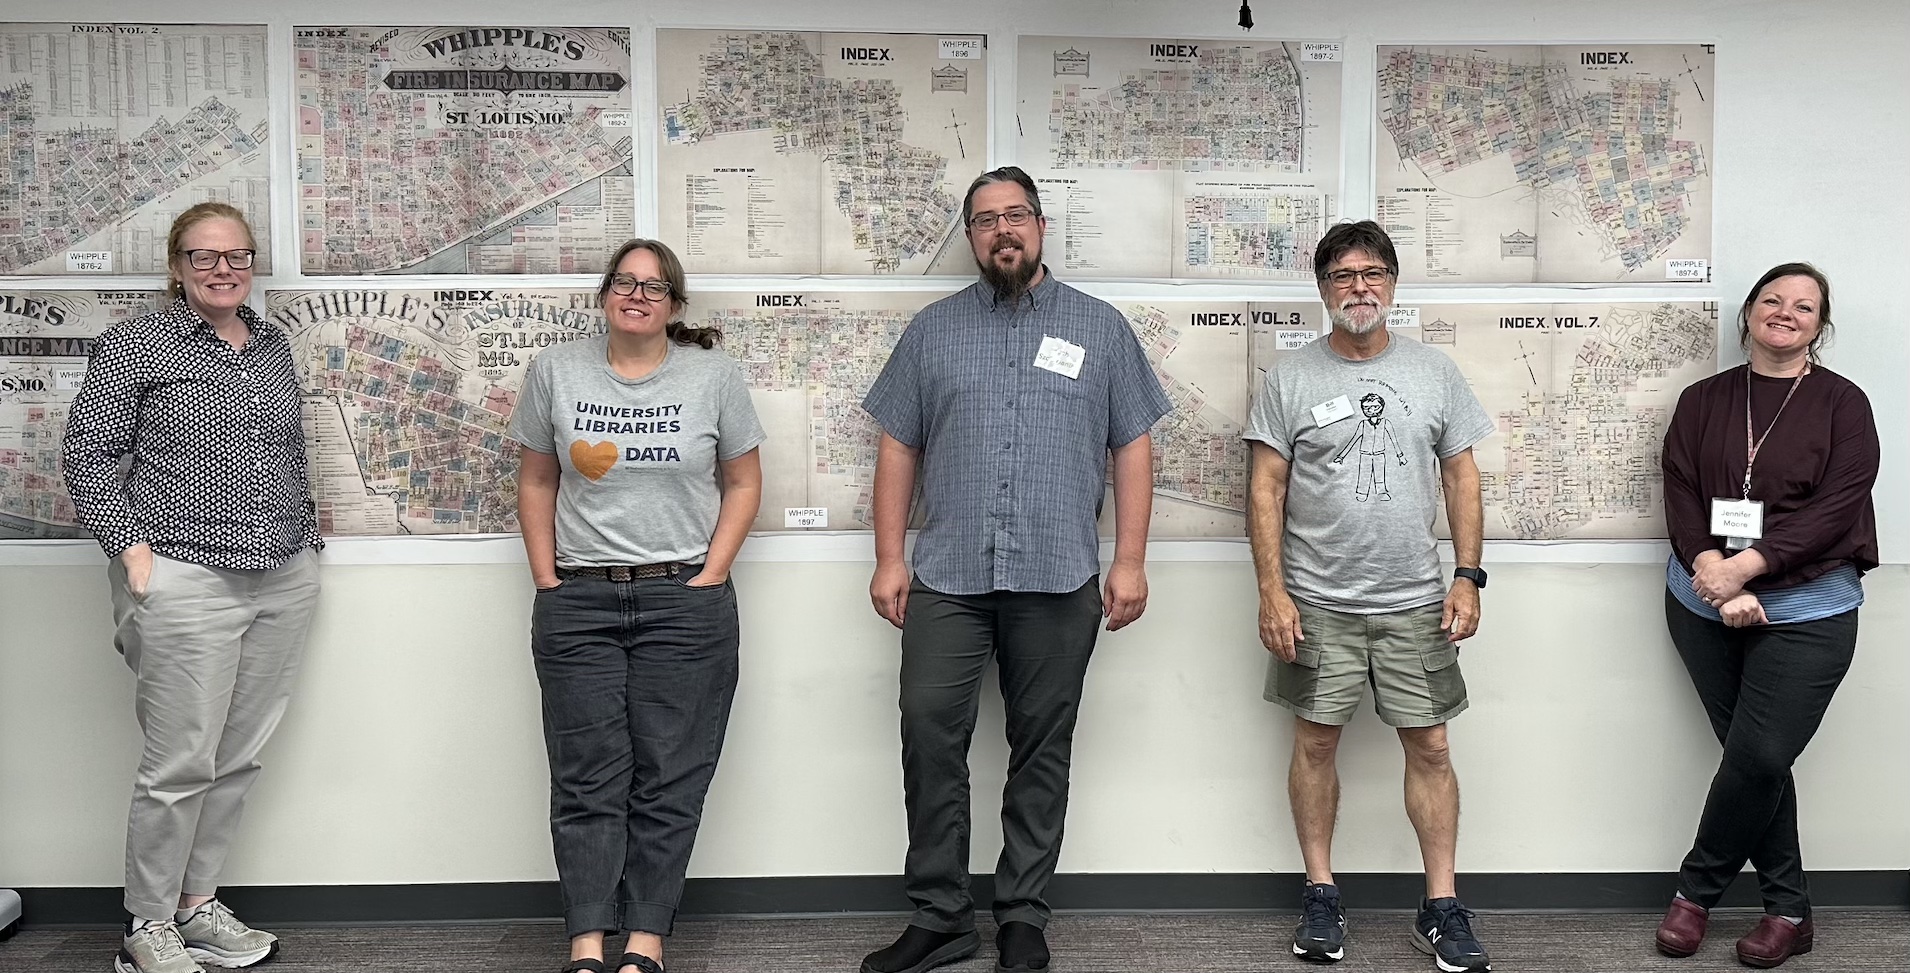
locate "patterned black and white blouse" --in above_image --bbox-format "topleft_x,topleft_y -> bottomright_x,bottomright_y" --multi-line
63,297 -> 323,569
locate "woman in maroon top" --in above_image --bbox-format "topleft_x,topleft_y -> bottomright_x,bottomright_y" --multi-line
1653,263 -> 1879,969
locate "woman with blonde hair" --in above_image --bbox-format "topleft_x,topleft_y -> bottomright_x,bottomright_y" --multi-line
65,202 -> 321,973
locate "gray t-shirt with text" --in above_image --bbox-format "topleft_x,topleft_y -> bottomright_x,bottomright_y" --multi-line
1243,333 -> 1494,613
508,335 -> 765,567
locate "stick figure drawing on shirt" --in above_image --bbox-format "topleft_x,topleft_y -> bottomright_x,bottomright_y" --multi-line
1330,392 -> 1407,501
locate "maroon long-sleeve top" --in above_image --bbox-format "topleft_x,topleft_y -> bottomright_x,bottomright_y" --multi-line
1661,364 -> 1879,590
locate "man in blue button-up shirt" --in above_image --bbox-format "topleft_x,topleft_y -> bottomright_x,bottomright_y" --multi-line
859,167 -> 1171,973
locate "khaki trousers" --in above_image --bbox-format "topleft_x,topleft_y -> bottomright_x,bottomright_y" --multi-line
109,549 -> 320,920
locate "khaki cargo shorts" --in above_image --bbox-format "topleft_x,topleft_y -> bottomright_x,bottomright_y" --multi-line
1264,598 -> 1468,727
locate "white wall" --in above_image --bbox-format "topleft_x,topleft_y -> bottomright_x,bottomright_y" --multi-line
3,0 -> 1906,889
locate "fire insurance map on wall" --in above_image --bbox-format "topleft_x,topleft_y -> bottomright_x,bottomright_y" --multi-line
655,31 -> 989,276
1376,44 -> 1715,283
1338,304 -> 1719,539
295,26 -> 634,275
0,32 -> 1722,544
1017,36 -> 1342,280
0,23 -> 271,277
5,287 -> 1715,542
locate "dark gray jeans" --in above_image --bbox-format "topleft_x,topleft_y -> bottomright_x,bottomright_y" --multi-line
531,573 -> 740,937
1664,591 -> 1857,918
899,576 -> 1103,933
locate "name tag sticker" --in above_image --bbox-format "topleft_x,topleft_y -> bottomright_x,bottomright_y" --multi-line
1710,497 -> 1763,550
1033,334 -> 1085,379
784,507 -> 828,528
1311,394 -> 1355,428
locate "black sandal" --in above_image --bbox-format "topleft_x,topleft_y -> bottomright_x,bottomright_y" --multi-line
562,960 -> 607,973
618,953 -> 664,973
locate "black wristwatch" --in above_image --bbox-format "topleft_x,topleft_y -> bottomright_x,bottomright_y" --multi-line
1453,566 -> 1488,590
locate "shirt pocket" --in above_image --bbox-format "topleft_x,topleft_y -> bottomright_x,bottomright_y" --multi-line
1027,353 -> 1099,432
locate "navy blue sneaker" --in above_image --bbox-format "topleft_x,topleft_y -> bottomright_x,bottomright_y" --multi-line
1412,897 -> 1491,972
1291,882 -> 1346,963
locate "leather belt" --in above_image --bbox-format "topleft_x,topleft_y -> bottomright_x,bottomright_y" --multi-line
558,562 -> 701,582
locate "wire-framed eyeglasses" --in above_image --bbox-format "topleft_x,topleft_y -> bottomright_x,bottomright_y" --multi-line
1322,267 -> 1394,288
968,208 -> 1037,232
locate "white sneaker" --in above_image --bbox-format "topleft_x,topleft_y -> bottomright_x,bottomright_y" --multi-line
116,919 -> 205,973
176,900 -> 279,969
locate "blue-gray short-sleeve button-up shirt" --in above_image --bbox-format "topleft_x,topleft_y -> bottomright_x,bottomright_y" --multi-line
862,272 -> 1172,595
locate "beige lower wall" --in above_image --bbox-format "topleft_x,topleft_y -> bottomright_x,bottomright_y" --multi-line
3,559 -> 1904,887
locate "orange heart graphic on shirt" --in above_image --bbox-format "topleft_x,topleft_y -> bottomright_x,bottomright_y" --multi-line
569,440 -> 619,481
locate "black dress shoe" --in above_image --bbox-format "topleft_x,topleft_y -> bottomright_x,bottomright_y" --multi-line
996,921 -> 1049,971
861,925 -> 981,973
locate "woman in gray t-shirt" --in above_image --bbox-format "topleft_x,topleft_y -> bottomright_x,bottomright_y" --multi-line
507,239 -> 764,973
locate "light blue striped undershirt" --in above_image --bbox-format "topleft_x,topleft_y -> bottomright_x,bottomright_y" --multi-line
1666,555 -> 1863,625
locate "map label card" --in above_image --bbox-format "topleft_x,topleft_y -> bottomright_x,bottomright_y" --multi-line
1301,43 -> 1342,62
784,507 -> 829,528
1275,329 -> 1318,350
52,366 -> 87,390
65,252 -> 113,273
940,38 -> 983,59
1667,258 -> 1710,281
1386,306 -> 1421,330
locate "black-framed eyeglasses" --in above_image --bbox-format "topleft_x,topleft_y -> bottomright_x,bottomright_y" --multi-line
176,248 -> 255,271
1322,267 -> 1394,287
608,275 -> 673,299
968,208 -> 1037,232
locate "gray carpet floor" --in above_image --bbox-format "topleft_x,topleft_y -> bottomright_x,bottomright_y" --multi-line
3,911 -> 1905,972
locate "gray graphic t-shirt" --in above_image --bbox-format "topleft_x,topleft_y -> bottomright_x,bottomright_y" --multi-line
1244,333 -> 1494,613
508,335 -> 765,566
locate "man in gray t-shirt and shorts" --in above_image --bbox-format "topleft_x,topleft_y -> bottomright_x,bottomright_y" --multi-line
1244,221 -> 1496,973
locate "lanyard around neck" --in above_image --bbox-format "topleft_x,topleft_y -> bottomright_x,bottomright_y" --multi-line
1742,364 -> 1806,499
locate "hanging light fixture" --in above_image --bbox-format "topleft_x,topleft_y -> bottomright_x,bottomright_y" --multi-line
1239,2 -> 1254,30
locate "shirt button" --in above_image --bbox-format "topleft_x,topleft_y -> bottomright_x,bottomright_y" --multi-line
999,481 -> 1009,490
1002,442 -> 1011,450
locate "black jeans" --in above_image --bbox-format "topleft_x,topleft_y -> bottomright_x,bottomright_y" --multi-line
1664,591 -> 1858,918
531,574 -> 740,937
899,576 -> 1103,933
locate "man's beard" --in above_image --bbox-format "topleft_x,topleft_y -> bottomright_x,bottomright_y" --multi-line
979,242 -> 1039,303
1329,299 -> 1388,335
